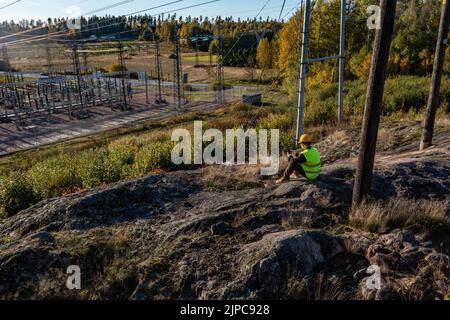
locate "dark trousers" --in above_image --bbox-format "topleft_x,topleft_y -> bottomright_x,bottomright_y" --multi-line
282,162 -> 307,180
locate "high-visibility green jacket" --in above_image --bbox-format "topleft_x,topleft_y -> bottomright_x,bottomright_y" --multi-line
300,147 -> 321,180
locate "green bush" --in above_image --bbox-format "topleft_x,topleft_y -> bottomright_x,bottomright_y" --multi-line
299,76 -> 450,125
258,113 -> 293,130
29,155 -> 82,198
209,82 -> 233,91
0,172 -> 40,218
383,76 -> 429,113
133,141 -> 174,176
76,149 -> 123,189
108,139 -> 138,166
304,97 -> 336,126
107,63 -> 127,73
206,116 -> 246,131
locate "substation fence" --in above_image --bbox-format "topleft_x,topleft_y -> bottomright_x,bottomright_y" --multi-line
0,72 -> 143,130
0,70 -> 249,132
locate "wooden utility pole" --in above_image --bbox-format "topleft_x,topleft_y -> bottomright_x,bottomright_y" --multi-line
420,0 -> 450,151
352,0 -> 397,207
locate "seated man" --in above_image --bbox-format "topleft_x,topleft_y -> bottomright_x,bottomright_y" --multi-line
276,134 -> 321,184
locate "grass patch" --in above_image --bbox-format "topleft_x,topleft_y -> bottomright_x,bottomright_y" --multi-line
286,273 -> 348,300
200,165 -> 264,191
349,198 -> 450,234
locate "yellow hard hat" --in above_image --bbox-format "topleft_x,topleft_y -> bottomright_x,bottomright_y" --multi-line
300,134 -> 312,144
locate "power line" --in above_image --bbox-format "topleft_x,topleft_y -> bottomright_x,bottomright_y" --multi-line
0,0 -> 21,11
221,0 -> 272,62
0,0 -> 140,42
278,0 -> 287,21
0,0 -> 186,45
3,0 -> 215,47
82,0 -> 136,16
282,1 -> 302,20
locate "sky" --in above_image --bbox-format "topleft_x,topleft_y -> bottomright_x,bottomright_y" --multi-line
0,0 -> 301,22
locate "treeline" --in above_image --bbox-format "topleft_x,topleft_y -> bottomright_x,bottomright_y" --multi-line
0,14 -> 282,41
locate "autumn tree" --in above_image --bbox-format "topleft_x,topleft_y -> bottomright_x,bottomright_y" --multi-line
256,38 -> 272,69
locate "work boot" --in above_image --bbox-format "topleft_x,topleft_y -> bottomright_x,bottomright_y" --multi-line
290,172 -> 301,179
276,177 -> 289,184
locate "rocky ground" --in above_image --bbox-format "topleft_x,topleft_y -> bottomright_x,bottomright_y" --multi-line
0,130 -> 449,300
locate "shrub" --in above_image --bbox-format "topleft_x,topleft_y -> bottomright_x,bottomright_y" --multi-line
299,75 -> 450,124
306,61 -> 338,90
107,63 -> 127,73
76,149 -> 122,189
108,139 -> 139,166
29,155 -> 82,198
183,84 -> 195,92
258,113 -> 293,130
304,97 -> 335,126
349,49 -> 372,79
206,116 -> 246,131
0,172 -> 40,218
133,141 -> 174,176
209,82 -> 233,91
231,102 -> 252,114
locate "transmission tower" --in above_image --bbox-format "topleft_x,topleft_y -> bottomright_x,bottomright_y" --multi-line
155,40 -> 166,104
2,45 -> 11,83
82,45 -> 89,74
117,40 -> 129,111
71,41 -> 86,117
295,0 -> 347,145
46,40 -> 53,73
195,41 -> 200,67
216,22 -> 224,105
172,23 -> 183,109
294,13 -> 303,111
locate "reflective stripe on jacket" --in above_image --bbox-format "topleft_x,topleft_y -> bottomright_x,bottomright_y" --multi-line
300,147 -> 321,180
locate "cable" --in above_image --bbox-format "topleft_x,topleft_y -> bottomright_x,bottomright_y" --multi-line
282,1 -> 302,20
0,0 -> 21,11
3,0 -> 187,46
0,0 -> 139,42
278,0 -> 287,21
82,0 -> 135,16
221,0 -> 272,62
4,0 -> 220,47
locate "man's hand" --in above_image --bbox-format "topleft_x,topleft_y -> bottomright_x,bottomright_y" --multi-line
287,152 -> 294,162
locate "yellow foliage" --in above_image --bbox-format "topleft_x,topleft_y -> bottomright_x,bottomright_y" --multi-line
356,54 -> 372,78
277,11 -> 302,74
400,57 -> 411,74
388,53 -> 402,75
256,38 -> 272,69
306,62 -> 336,90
